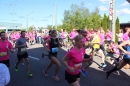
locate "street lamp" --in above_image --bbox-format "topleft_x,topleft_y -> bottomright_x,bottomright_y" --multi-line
54,3 -> 57,29
26,11 -> 34,31
50,15 -> 53,29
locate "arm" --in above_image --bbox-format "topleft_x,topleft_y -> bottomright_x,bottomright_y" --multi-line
118,40 -> 129,53
42,38 -> 51,51
62,55 -> 74,72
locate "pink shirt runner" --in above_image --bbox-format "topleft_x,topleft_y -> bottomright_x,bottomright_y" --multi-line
70,32 -> 78,39
0,40 -> 13,61
66,47 -> 85,75
99,33 -> 104,45
123,32 -> 129,41
106,31 -> 112,40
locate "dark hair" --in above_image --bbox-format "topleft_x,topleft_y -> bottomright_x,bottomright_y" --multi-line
21,31 -> 26,34
0,31 -> 5,36
51,30 -> 56,34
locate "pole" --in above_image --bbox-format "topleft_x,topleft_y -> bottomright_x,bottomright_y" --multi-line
112,0 -> 116,42
109,0 -> 116,42
26,17 -> 28,31
54,3 -> 57,29
51,15 -> 53,29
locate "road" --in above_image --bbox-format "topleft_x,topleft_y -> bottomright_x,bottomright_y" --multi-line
7,44 -> 130,86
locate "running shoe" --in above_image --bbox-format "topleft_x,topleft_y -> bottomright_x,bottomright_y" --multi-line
43,71 -> 48,77
53,75 -> 59,81
42,53 -> 44,58
80,69 -> 88,76
27,73 -> 33,77
15,64 -> 18,72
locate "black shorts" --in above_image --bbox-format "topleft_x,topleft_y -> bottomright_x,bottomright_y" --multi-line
0,59 -> 10,67
84,54 -> 90,59
123,55 -> 130,63
17,52 -> 28,61
48,52 -> 57,59
65,71 -> 80,84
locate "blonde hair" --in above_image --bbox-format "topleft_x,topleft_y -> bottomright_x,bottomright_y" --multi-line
74,35 -> 83,42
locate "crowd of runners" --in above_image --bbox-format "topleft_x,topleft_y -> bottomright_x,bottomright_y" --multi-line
0,27 -> 130,86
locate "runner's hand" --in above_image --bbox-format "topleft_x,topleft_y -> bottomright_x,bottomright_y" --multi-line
68,67 -> 74,72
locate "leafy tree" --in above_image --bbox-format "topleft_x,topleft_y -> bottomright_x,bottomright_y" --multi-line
101,14 -> 107,32
28,26 -> 33,32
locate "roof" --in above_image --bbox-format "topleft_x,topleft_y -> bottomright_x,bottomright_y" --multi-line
0,22 -> 22,27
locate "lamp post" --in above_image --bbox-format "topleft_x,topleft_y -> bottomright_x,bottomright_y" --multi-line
26,11 -> 34,31
109,0 -> 116,42
50,15 -> 53,29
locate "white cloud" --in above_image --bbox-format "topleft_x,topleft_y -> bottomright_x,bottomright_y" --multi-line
87,3 -> 92,6
116,8 -> 130,16
98,6 -> 108,11
99,0 -> 109,3
121,1 -> 129,6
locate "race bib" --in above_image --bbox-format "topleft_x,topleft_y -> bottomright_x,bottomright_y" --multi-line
21,48 -> 26,52
0,52 -> 7,57
52,47 -> 58,53
74,63 -> 82,72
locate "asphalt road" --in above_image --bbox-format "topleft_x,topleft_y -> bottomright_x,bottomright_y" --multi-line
7,44 -> 130,86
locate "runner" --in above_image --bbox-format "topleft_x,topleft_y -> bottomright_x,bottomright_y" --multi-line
14,31 -> 32,77
43,30 -> 62,81
62,35 -> 93,86
0,31 -> 15,67
106,40 -> 130,79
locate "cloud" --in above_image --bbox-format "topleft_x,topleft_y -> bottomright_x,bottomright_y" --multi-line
121,1 -> 129,6
116,8 -> 130,16
87,3 -> 92,6
99,0 -> 109,3
98,6 -> 108,11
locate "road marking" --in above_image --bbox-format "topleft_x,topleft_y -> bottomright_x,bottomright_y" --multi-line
28,56 -> 40,60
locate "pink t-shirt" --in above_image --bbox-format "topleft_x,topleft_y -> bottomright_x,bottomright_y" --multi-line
106,31 -> 112,40
110,44 -> 120,54
99,33 -> 104,44
0,40 -> 13,61
45,36 -> 51,49
123,32 -> 129,41
87,32 -> 91,41
61,32 -> 64,38
66,47 -> 85,75
70,32 -> 77,39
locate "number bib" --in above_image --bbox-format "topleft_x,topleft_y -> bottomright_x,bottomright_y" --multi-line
0,52 -> 7,57
52,47 -> 58,53
21,48 -> 26,52
74,63 -> 82,72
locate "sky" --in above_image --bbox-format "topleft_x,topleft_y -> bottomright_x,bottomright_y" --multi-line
0,0 -> 130,28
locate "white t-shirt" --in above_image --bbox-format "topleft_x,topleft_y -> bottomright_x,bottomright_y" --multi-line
0,63 -> 10,86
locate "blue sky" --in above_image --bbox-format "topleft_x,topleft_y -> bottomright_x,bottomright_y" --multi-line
0,0 -> 130,28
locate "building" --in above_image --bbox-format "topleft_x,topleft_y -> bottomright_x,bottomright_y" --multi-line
0,22 -> 23,32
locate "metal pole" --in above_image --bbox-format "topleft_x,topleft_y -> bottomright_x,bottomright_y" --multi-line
54,3 -> 57,29
112,0 -> 116,42
26,17 -> 28,31
51,15 -> 53,29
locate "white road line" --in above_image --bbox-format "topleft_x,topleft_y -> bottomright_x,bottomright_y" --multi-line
28,56 -> 40,60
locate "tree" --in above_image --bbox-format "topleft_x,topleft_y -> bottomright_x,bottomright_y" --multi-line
115,17 -> 120,42
62,3 -> 101,31
107,16 -> 110,29
101,14 -> 107,32
28,26 -> 33,32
